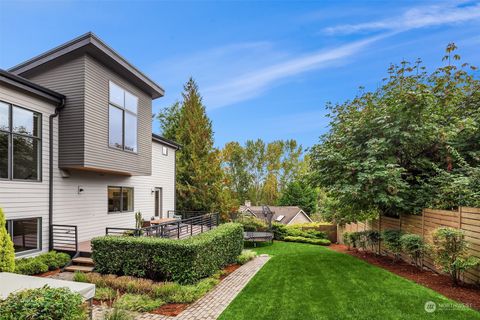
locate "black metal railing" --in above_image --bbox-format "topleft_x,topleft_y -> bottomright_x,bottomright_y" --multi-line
50,224 -> 78,252
106,213 -> 219,239
166,210 -> 209,220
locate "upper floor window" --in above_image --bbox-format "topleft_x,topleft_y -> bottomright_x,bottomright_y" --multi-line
0,101 -> 41,181
109,81 -> 138,153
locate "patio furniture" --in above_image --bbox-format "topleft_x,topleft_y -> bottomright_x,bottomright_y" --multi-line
244,231 -> 274,246
0,272 -> 96,319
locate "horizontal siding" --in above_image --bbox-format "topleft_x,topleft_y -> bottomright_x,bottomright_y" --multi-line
24,55 -> 86,168
83,54 -> 152,176
0,84 -> 55,257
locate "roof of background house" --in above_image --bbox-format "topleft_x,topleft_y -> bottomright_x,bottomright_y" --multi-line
152,133 -> 181,150
0,69 -> 65,105
239,205 -> 312,225
8,32 -> 165,99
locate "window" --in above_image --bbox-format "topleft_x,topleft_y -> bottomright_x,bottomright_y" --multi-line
108,186 -> 134,213
6,218 -> 41,254
162,146 -> 168,156
0,101 -> 41,181
109,82 -> 138,153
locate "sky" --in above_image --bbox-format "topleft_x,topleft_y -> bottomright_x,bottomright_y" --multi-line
1,0 -> 479,150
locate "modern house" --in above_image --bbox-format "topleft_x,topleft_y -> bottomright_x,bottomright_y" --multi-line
239,202 -> 312,225
0,32 -> 179,258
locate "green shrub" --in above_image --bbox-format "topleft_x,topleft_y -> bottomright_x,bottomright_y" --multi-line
238,216 -> 268,232
38,251 -> 71,270
152,282 -> 183,302
431,227 -> 480,285
236,250 -> 257,265
0,208 -> 15,272
95,287 -> 117,301
14,258 -> 48,275
271,223 -> 288,240
365,230 -> 381,254
382,230 -> 403,261
0,286 -> 87,320
343,232 -> 351,249
283,236 -> 331,246
92,223 -> 244,284
348,232 -> 360,248
114,294 -> 164,312
103,308 -> 134,320
73,271 -> 89,283
400,234 -> 425,267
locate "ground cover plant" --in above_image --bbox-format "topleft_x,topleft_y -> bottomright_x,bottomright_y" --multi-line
219,242 -> 480,320
14,251 -> 71,275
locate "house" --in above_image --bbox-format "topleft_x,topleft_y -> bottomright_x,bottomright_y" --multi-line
239,201 -> 312,225
0,32 -> 180,258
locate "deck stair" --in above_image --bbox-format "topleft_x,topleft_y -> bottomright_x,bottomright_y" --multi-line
64,256 -> 95,273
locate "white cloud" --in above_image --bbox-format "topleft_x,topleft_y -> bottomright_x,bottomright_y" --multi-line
204,34 -> 388,109
323,2 -> 480,35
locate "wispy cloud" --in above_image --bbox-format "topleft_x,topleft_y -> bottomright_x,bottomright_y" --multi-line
323,2 -> 480,35
204,34 -> 387,109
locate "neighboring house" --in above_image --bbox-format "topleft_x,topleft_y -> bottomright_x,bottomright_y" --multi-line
0,32 -> 180,258
239,202 -> 312,226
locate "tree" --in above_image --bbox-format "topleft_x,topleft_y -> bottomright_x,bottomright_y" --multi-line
221,142 -> 250,203
157,101 -> 181,140
174,78 -> 223,212
309,44 -> 480,223
278,180 -> 318,214
0,208 -> 15,272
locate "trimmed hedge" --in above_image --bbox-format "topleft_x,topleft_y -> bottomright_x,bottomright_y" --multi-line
283,236 -> 331,246
92,223 -> 243,284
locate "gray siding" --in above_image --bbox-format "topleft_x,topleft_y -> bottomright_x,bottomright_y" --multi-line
84,54 -> 151,175
24,55 -> 86,168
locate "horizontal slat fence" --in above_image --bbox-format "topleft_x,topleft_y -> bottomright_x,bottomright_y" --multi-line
337,207 -> 480,284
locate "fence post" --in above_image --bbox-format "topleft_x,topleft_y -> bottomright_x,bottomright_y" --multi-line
421,209 -> 425,269
458,207 -> 462,230
378,215 -> 381,254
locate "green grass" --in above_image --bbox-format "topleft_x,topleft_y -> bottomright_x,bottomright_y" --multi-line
219,242 -> 480,320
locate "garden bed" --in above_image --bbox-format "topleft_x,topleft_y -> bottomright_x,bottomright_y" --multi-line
330,244 -> 480,310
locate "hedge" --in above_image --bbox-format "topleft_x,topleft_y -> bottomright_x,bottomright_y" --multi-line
92,223 -> 243,284
283,236 -> 331,246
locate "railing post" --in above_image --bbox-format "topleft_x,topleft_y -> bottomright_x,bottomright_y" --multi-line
216,213 -> 219,226
201,216 -> 204,233
177,222 -> 180,239
74,226 -> 78,253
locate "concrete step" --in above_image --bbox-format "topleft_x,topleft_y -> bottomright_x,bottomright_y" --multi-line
72,257 -> 94,266
64,265 -> 94,273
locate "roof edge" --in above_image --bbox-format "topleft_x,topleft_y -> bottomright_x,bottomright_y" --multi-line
0,69 -> 65,105
152,134 -> 181,150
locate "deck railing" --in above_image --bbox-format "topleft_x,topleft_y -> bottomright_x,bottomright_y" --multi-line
106,213 -> 219,239
50,224 -> 78,252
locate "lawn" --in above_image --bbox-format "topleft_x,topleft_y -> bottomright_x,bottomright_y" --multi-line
219,242 -> 480,320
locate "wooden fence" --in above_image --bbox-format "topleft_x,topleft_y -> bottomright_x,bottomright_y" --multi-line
299,224 -> 337,243
337,207 -> 480,284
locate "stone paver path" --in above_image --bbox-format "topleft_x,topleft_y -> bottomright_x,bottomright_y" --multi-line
93,254 -> 270,320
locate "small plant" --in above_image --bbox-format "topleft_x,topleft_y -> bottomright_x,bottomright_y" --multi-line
236,250 -> 257,265
95,287 -> 117,301
135,211 -> 143,230
114,293 -> 164,312
73,271 -> 89,282
343,232 -> 351,250
38,251 -> 71,270
14,258 -> 49,275
348,232 -> 360,249
431,227 -> 480,285
0,286 -> 87,320
152,282 -> 183,302
400,234 -> 425,268
365,230 -> 381,254
103,308 -> 134,320
357,231 -> 368,251
382,229 -> 403,262
0,208 -> 15,272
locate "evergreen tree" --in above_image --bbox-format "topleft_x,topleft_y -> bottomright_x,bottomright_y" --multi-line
175,78 -> 223,212
278,181 -> 318,214
0,208 -> 15,272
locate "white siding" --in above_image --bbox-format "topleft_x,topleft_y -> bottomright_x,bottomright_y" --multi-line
288,211 -> 312,225
51,134 -> 176,242
0,83 -> 55,257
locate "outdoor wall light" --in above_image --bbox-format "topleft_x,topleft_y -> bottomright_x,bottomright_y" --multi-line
78,186 -> 84,194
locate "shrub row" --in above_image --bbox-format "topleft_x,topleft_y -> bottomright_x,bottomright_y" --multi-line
92,223 -> 243,284
283,236 -> 331,246
0,286 -> 87,320
15,251 -> 71,275
270,223 -> 327,241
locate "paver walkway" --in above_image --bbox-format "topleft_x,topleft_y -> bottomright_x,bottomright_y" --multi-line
93,254 -> 270,320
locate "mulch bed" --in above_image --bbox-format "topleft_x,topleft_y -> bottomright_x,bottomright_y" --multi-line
36,269 -> 62,277
329,243 -> 480,310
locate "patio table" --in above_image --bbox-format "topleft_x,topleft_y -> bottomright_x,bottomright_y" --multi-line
0,272 -> 96,318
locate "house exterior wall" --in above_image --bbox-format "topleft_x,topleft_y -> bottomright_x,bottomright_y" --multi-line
0,83 -> 55,257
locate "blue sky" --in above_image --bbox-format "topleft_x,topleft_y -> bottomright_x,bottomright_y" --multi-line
1,1 -> 479,149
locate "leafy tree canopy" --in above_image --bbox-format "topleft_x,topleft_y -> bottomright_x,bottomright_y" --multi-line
278,180 -> 318,214
309,44 -> 480,223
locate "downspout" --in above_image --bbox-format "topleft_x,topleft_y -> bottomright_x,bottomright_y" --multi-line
48,98 -> 66,251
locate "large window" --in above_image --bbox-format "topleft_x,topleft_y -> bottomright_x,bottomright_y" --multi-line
0,101 -> 41,181
6,218 -> 41,254
109,82 -> 138,153
108,186 -> 134,213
